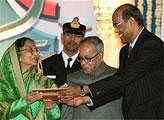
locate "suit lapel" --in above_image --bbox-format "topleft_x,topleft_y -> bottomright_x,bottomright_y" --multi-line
121,28 -> 148,69
56,53 -> 65,69
130,28 -> 148,53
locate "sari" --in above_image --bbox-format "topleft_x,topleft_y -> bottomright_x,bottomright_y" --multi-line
0,43 -> 60,120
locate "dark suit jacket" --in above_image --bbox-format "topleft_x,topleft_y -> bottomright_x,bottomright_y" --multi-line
89,28 -> 163,119
41,53 -> 81,86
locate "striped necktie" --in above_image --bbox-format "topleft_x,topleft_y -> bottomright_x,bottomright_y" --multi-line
128,46 -> 132,58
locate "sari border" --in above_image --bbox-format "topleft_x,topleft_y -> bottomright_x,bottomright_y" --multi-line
9,44 -> 26,97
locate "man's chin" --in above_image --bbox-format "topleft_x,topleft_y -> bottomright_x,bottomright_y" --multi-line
121,38 -> 128,44
83,70 -> 92,75
121,41 -> 128,44
68,48 -> 78,53
83,70 -> 88,74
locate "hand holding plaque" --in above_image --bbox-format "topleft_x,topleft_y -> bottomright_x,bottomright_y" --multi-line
32,88 -> 68,101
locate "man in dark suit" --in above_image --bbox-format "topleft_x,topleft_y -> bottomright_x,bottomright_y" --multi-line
61,36 -> 123,120
41,17 -> 86,87
60,4 -> 163,119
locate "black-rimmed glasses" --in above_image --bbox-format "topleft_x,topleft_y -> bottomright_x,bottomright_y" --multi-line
77,53 -> 100,63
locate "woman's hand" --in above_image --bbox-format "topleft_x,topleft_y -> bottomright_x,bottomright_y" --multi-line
26,91 -> 42,104
43,99 -> 57,110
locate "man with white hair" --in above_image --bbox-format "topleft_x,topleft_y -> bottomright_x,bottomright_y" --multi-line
61,36 -> 123,120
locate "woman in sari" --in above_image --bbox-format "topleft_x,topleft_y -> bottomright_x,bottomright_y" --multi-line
0,37 -> 60,120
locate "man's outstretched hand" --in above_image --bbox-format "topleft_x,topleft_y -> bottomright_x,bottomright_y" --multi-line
60,96 -> 90,107
58,86 -> 91,107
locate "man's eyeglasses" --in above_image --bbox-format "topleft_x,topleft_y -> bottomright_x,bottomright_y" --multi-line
113,21 -> 124,29
77,53 -> 99,63
64,32 -> 83,39
19,47 -> 40,54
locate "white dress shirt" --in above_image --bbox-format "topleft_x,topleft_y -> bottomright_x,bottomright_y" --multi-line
62,51 -> 79,68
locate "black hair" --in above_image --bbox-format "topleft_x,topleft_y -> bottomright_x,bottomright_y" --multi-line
116,3 -> 144,26
15,37 -> 34,51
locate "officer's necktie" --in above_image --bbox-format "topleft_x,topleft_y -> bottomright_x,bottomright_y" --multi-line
66,58 -> 72,69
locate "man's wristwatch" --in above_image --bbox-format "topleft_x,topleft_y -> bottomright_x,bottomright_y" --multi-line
80,85 -> 85,96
